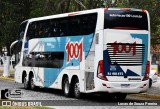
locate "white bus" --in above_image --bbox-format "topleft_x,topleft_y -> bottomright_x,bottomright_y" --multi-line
11,8 -> 150,100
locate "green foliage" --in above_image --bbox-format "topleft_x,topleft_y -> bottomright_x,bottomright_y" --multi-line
115,0 -> 160,44
0,0 -> 160,54
0,0 -> 31,55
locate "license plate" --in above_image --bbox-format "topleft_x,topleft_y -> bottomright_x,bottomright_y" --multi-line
121,84 -> 130,88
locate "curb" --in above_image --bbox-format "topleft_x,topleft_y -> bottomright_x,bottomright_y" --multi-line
130,93 -> 160,99
0,76 -> 14,81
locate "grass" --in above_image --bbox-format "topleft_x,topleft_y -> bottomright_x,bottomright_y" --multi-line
0,69 -> 14,74
0,107 -> 53,109
0,68 -> 14,78
130,94 -> 160,99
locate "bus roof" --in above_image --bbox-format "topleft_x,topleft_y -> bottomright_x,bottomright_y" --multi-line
28,8 -> 102,23
26,8 -> 147,23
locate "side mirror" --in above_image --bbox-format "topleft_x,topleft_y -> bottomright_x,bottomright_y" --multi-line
10,40 -> 18,55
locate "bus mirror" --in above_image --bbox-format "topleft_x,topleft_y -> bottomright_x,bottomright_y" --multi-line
10,40 -> 18,55
10,49 -> 14,55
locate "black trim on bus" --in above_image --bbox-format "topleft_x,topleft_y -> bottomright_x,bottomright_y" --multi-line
104,10 -> 148,30
26,13 -> 97,40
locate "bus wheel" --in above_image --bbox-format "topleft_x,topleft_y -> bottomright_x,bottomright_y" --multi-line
149,79 -> 152,88
114,93 -> 127,101
30,76 -> 36,91
23,76 -> 29,90
63,77 -> 71,97
73,78 -> 81,99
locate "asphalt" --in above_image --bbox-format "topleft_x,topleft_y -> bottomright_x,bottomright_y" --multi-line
0,66 -> 160,99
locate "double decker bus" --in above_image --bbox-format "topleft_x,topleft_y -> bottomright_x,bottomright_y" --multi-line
11,8 -> 150,100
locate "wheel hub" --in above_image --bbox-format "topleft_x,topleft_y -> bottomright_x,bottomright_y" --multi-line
74,83 -> 80,95
64,81 -> 69,94
31,78 -> 34,88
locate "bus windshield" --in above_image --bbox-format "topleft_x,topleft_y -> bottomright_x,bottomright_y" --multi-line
12,21 -> 27,66
18,21 -> 28,40
104,10 -> 148,30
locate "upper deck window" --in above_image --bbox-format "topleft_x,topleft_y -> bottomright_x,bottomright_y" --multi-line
104,10 -> 148,30
26,13 -> 97,39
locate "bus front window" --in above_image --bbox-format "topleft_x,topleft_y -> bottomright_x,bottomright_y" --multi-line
13,21 -> 27,66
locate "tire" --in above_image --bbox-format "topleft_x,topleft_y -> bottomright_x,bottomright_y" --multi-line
23,76 -> 30,90
114,93 -> 127,101
149,79 -> 152,88
30,76 -> 37,91
73,78 -> 81,99
62,77 -> 72,97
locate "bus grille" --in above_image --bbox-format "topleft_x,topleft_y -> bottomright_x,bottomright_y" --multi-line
106,43 -> 145,66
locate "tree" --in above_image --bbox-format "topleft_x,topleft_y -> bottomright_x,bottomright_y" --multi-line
0,0 -> 159,76
0,0 -> 32,77
115,0 -> 160,44
0,0 -> 159,53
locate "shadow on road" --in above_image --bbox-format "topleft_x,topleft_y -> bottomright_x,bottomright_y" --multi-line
19,86 -> 146,104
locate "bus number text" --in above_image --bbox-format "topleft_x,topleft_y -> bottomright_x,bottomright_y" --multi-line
66,40 -> 83,63
112,41 -> 136,56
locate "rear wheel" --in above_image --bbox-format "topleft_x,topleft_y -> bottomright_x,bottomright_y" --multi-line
73,78 -> 81,99
62,78 -> 72,97
30,76 -> 37,91
23,76 -> 29,90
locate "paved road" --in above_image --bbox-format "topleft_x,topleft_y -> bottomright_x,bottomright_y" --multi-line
145,77 -> 160,96
0,79 -> 157,100
0,79 -> 160,108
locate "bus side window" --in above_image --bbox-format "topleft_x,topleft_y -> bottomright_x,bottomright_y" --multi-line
26,13 -> 97,39
50,20 -> 60,37
26,22 -> 36,40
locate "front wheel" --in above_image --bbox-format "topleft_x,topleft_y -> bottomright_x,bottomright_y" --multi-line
73,78 -> 81,99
